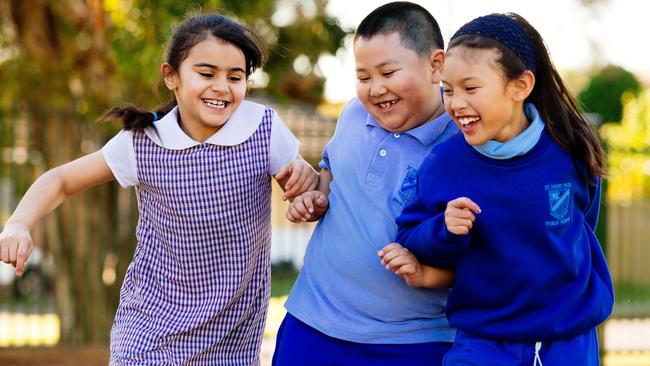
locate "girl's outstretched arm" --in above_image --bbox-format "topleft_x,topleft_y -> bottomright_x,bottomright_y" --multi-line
0,151 -> 115,276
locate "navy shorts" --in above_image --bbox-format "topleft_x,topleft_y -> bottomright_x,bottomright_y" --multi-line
444,328 -> 600,365
272,313 -> 453,366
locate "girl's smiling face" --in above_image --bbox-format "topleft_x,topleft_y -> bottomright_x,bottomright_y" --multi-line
441,46 -> 530,146
163,35 -> 247,142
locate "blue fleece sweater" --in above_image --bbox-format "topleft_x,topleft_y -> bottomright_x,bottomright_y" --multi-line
396,129 -> 614,342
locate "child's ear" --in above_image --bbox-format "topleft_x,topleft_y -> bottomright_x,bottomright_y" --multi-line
429,49 -> 445,84
510,70 -> 535,102
161,63 -> 178,91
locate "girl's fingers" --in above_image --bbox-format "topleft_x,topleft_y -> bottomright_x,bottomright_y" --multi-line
15,239 -> 32,276
380,248 -> 411,266
453,208 -> 476,222
306,175 -> 318,191
9,244 -> 17,265
385,255 -> 414,270
395,263 -> 416,276
1,244 -> 9,263
281,164 -> 301,199
274,164 -> 290,182
378,243 -> 405,257
449,225 -> 470,235
448,217 -> 474,229
295,176 -> 313,198
448,197 -> 481,214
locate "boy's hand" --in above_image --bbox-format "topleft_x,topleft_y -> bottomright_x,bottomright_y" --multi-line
445,197 -> 481,235
275,159 -> 318,201
378,243 -> 426,288
286,191 -> 329,223
0,222 -> 34,276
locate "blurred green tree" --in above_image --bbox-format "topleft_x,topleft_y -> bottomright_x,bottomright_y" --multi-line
0,0 -> 347,343
578,64 -> 642,124
600,89 -> 650,201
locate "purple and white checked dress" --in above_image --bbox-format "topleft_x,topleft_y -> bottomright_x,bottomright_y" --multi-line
110,109 -> 274,365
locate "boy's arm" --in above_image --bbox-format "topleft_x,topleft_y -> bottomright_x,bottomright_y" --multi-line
1,151 -> 115,275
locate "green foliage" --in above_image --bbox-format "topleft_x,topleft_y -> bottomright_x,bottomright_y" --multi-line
102,0 -> 349,108
600,89 -> 650,201
264,2 -> 349,104
578,64 -> 642,124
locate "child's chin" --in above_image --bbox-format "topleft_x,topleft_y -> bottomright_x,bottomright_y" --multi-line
463,135 -> 483,146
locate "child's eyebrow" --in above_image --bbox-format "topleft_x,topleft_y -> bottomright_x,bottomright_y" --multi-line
356,59 -> 399,72
193,62 -> 245,73
442,76 -> 479,84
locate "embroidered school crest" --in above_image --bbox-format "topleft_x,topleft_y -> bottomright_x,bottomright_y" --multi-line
545,183 -> 572,226
392,166 -> 418,207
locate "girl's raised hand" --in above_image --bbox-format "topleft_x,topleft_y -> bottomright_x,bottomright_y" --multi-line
445,197 -> 481,235
286,190 -> 329,223
0,222 -> 34,276
275,158 -> 318,201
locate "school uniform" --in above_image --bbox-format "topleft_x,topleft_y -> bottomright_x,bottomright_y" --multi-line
274,98 -> 459,365
102,101 -> 299,365
397,104 -> 614,365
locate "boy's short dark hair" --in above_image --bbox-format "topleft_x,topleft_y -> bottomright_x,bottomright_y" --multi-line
355,1 -> 444,57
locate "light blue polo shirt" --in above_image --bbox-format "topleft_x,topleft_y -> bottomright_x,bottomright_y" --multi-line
284,97 -> 459,344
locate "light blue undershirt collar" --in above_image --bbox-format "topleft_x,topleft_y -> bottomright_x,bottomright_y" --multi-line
473,103 -> 544,159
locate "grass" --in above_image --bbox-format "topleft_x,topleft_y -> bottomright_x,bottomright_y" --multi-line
270,262 -> 299,298
613,282 -> 650,318
265,262 -> 299,338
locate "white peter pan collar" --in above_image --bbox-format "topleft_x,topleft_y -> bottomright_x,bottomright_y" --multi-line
144,100 -> 267,150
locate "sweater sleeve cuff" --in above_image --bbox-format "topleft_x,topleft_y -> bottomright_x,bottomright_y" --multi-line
433,213 -> 471,249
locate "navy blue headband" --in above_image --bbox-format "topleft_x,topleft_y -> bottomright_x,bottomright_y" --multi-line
451,13 -> 536,73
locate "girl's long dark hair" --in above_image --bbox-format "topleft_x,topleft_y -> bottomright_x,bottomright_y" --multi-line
103,13 -> 266,131
448,13 -> 606,179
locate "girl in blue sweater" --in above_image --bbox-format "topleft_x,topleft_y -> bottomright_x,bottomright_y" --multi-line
378,13 -> 613,365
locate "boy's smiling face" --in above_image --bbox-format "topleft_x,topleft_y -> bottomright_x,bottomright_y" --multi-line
354,32 -> 444,132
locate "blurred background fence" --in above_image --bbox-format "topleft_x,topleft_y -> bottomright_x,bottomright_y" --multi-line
608,200 -> 650,318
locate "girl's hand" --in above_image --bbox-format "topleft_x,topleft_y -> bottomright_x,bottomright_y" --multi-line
0,222 -> 34,276
275,158 -> 318,201
286,191 -> 329,223
445,197 -> 481,235
378,243 -> 426,288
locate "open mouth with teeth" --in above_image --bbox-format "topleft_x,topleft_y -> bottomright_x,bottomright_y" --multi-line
203,98 -> 229,109
457,115 -> 480,129
377,99 -> 398,112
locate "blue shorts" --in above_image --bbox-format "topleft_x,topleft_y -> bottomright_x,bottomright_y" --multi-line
272,313 -> 453,366
444,329 -> 600,365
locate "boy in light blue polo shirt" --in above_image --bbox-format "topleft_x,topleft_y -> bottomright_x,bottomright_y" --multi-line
273,3 -> 459,365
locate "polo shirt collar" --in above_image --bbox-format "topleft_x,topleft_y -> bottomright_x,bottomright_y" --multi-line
144,100 -> 266,150
364,111 -> 455,145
